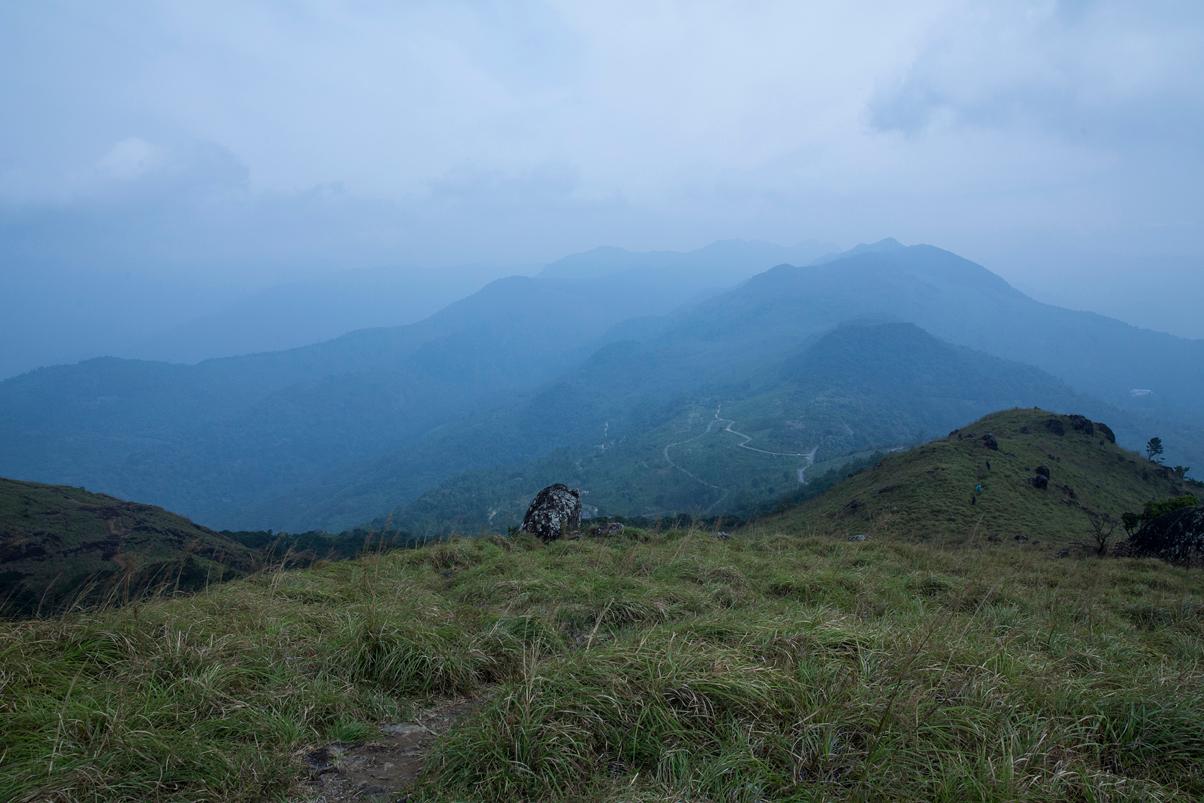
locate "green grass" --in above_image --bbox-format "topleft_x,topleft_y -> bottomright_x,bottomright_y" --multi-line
775,409 -> 1197,546
2,525 -> 1202,801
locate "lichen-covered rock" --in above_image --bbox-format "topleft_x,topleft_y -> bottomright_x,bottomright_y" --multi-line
1125,506 -> 1204,566
519,484 -> 581,542
588,522 -> 624,537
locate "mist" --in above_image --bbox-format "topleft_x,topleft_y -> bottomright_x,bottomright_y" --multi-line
3,1 -> 1203,377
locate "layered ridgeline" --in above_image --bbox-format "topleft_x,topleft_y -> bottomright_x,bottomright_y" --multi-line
0,239 -> 822,529
381,324 -> 1100,534
1,240 -> 1200,532
0,478 -> 256,615
771,408 -> 1199,546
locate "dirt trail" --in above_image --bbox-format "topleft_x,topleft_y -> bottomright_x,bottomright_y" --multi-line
297,698 -> 478,802
662,404 -> 817,512
662,411 -> 730,510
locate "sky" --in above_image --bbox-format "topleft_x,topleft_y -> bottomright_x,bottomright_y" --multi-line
2,0 -> 1203,359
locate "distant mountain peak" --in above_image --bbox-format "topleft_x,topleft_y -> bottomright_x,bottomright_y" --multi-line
828,237 -> 906,260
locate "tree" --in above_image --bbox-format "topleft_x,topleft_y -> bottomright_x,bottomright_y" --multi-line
1146,437 -> 1164,463
1172,465 -> 1191,479
1086,511 -> 1118,556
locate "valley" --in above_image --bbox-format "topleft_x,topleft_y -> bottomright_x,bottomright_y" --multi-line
5,241 -> 1197,538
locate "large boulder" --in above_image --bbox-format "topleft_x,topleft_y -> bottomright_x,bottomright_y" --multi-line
519,484 -> 581,542
1125,506 -> 1204,566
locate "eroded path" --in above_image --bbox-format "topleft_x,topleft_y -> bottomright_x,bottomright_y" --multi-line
298,698 -> 478,802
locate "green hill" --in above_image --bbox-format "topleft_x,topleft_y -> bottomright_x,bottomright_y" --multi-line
771,409 -> 1197,546
0,478 -> 258,615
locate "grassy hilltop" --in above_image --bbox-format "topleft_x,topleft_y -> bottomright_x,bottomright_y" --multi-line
3,532 -> 1202,800
776,409 -> 1196,546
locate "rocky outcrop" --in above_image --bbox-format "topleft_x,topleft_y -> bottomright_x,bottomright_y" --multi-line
1124,506 -> 1204,566
1067,415 -> 1096,437
519,484 -> 581,542
1044,414 -> 1116,443
1025,464 -> 1051,488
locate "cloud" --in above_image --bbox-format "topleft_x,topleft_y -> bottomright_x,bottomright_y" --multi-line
0,1 -> 1201,291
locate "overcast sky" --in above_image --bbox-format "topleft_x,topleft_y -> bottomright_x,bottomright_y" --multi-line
2,1 -> 1203,335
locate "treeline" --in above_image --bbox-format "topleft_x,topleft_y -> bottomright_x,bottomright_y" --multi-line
221,527 -> 438,568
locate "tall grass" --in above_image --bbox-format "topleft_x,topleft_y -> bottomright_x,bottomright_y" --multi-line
2,529 -> 1201,800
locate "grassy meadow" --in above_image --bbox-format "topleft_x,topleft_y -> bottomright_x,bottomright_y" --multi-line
2,525 -> 1202,801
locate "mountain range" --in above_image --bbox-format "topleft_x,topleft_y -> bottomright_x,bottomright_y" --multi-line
1,239 -> 1199,532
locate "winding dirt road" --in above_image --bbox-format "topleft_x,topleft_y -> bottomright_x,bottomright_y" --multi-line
662,404 -> 817,512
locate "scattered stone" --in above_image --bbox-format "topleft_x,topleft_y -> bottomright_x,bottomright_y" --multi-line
713,531 -> 731,540
302,699 -> 479,802
304,743 -> 350,774
1056,547 -> 1071,558
1031,474 -> 1049,489
981,433 -> 999,451
519,484 -> 582,542
1014,533 -> 1029,543
1035,465 -> 1051,479
589,522 -> 625,537
848,533 -> 868,542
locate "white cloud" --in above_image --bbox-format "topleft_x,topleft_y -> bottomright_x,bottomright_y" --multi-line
0,1 -> 1201,278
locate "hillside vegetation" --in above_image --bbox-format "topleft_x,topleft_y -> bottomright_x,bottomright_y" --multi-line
2,523 -> 1201,801
364,324 -> 1100,535
776,409 -> 1197,546
0,478 -> 256,616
